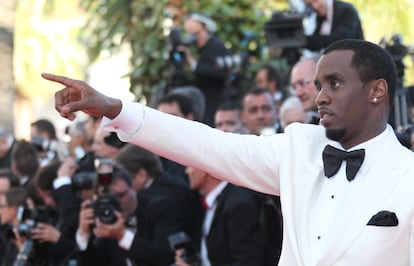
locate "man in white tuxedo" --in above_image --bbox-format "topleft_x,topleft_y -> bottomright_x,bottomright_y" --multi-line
42,39 -> 414,266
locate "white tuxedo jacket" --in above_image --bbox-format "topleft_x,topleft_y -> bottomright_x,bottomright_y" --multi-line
103,102 -> 414,266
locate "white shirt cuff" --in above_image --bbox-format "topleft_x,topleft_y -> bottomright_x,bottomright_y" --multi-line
118,229 -> 135,250
53,176 -> 71,190
101,100 -> 146,142
76,230 -> 90,251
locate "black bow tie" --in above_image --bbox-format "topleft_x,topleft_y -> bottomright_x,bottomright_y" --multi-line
322,145 -> 365,181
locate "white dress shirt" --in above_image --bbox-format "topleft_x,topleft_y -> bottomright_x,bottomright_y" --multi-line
308,127 -> 390,264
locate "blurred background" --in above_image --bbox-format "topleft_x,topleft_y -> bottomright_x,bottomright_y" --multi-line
1,0 -> 413,139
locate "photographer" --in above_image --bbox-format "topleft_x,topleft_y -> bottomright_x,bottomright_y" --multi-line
0,187 -> 27,266
76,164 -> 137,266
84,144 -> 201,266
304,0 -> 364,51
179,12 -> 232,127
28,159 -> 80,265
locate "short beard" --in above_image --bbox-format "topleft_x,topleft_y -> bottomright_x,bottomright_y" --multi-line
325,128 -> 346,141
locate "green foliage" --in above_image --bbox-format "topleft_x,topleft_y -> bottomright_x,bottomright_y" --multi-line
79,0 -> 414,101
80,0 -> 273,102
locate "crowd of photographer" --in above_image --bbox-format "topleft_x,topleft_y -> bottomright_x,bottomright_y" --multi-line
1,1 -> 414,265
0,114 -> 200,266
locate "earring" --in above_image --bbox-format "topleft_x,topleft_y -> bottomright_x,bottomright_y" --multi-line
372,98 -> 378,103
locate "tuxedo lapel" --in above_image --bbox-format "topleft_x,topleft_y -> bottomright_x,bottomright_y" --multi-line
320,138 -> 402,264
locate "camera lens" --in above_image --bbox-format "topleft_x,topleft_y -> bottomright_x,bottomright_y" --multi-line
93,194 -> 121,224
95,204 -> 117,224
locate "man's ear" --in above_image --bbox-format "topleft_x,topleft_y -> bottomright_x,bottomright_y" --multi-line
135,168 -> 149,180
369,79 -> 388,104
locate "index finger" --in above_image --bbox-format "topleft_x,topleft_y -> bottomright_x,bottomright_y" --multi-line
41,73 -> 81,87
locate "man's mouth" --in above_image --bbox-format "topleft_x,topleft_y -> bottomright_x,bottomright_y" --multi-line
318,108 -> 334,125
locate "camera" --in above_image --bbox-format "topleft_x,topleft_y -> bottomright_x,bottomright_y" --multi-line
16,205 -> 56,238
168,27 -> 197,64
82,158 -> 121,225
71,156 -> 112,192
168,231 -> 201,266
72,171 -> 96,191
90,194 -> 121,224
380,34 -> 414,83
264,10 -> 306,49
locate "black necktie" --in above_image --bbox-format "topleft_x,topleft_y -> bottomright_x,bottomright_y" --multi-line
322,144 -> 365,181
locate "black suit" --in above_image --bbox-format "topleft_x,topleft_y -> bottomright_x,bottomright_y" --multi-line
0,224 -> 18,266
78,194 -> 185,266
127,173 -> 202,265
24,184 -> 80,265
206,184 -> 267,266
193,35 -> 232,126
78,173 -> 200,266
144,172 -> 203,243
77,236 -> 129,266
305,0 -> 364,51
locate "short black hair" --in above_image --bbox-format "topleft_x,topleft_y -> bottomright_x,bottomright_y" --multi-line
323,39 -> 398,107
216,100 -> 242,112
0,168 -> 19,187
12,140 -> 40,179
111,164 -> 133,187
31,119 -> 57,140
115,144 -> 163,179
35,160 -> 61,191
5,187 -> 27,207
157,93 -> 195,117
258,64 -> 284,88
242,87 -> 274,110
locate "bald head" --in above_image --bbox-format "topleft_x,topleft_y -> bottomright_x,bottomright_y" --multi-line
290,57 -> 320,112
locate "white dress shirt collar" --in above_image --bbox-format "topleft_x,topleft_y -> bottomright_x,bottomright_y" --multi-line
205,181 -> 228,208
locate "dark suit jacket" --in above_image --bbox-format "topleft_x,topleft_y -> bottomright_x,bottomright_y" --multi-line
77,236 -> 129,266
206,184 -> 267,266
144,172 -> 203,243
125,173 -> 202,265
52,184 -> 81,259
305,0 -> 364,51
194,35 -> 232,126
24,185 -> 80,265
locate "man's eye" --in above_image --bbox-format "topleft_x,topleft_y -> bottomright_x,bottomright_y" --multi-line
315,82 -> 322,91
330,81 -> 341,88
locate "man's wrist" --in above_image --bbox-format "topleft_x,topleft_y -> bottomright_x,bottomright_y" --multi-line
104,98 -> 122,119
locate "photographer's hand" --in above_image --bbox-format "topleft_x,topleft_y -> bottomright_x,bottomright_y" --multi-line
93,211 -> 125,240
41,73 -> 122,121
31,223 -> 61,243
57,157 -> 78,177
12,227 -> 27,251
178,45 -> 196,70
78,199 -> 95,236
